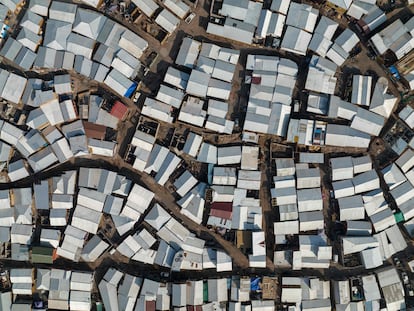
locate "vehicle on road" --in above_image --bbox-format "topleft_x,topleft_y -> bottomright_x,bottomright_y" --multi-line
160,271 -> 170,278
185,13 -> 196,24
394,257 -> 401,267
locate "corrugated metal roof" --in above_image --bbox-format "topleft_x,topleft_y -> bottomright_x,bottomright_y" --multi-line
156,84 -> 184,108
335,28 -> 359,53
155,9 -> 179,33
270,0 -> 290,14
164,67 -> 189,89
281,26 -> 312,56
72,8 -> 106,40
110,100 -> 128,120
49,1 -> 77,23
285,2 -> 318,32
132,0 -> 158,17
176,37 -> 200,68
186,69 -> 210,98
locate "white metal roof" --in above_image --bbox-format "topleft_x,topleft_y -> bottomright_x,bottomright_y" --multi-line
274,220 -> 299,235
176,37 -> 201,69
270,0 -> 290,14
154,152 -> 181,185
164,67 -> 189,89
72,9 -> 106,40
280,26 -> 312,56
29,0 -> 50,16
352,75 -> 373,106
77,188 -> 106,212
1,72 -> 27,104
133,0 -> 158,17
299,211 -> 324,231
296,168 -> 321,189
338,195 -> 365,221
305,66 -> 336,94
396,148 -> 414,173
49,1 -> 76,23
351,169 -> 379,194
141,97 -> 174,123
155,9 -> 180,33
335,29 -> 359,53
71,205 -> 102,234
117,30 -> 147,59
362,6 -> 386,32
347,1 -> 372,19
328,0 -> 352,10
382,163 -> 406,190
256,10 -> 285,38
174,170 -> 198,197
98,280 -> 119,311
163,0 -> 189,19
217,146 -> 241,165
398,105 -> 414,128
207,19 -> 255,45
361,247 -> 383,269
333,179 -> 355,199
297,188 -> 323,212
325,124 -> 371,148
197,143 -> 217,164
182,132 -> 202,157
103,69 -> 133,96
328,96 -> 357,120
123,184 -> 154,217
220,0 -> 248,20
81,235 -> 109,262
308,33 -> 333,57
342,236 -> 379,255
196,55 -> 215,74
186,69 -> 210,98
326,43 -> 349,66
286,2 -> 318,33
212,59 -> 236,83
145,206 -> 176,234
156,84 -> 184,108
314,16 -> 338,40
362,275 -> 381,302
352,155 -> 372,174
207,78 -> 231,100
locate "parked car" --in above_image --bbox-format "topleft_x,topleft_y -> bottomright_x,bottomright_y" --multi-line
185,13 -> 196,24
394,257 -> 401,267
402,272 -> 409,285
406,284 -> 414,297
160,271 -> 170,278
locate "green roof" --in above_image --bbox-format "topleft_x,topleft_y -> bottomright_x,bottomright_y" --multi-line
203,281 -> 208,302
31,246 -> 54,264
394,212 -> 405,223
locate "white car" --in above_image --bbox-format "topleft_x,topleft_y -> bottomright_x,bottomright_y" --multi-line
133,91 -> 140,103
185,13 -> 196,24
402,272 -> 409,285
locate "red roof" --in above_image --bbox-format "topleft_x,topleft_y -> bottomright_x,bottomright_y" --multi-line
145,300 -> 156,311
110,101 -> 128,120
210,202 -> 232,220
83,121 -> 106,140
251,76 -> 262,84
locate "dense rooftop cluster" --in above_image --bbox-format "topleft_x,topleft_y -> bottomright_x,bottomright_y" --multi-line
1,2 -> 147,97
1,0 -> 414,309
0,73 -> 129,182
1,265 -> 412,310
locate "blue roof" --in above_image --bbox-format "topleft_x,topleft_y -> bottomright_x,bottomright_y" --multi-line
124,82 -> 137,98
251,277 -> 261,291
